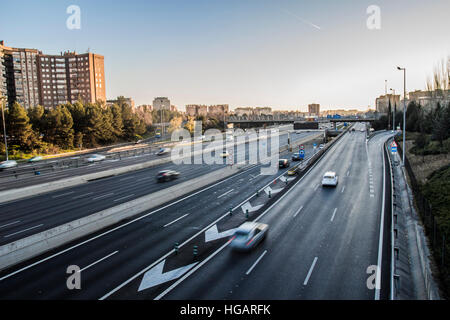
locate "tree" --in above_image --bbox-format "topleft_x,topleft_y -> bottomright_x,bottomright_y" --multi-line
7,102 -> 37,151
43,106 -> 74,149
184,116 -> 196,134
432,102 -> 450,147
168,116 -> 183,134
28,105 -> 45,134
67,101 -> 86,134
110,104 -> 124,139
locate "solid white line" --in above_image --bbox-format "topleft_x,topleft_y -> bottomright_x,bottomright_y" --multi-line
341,186 -> 345,193
163,214 -> 189,228
79,251 -> 119,273
346,171 -> 349,176
0,220 -> 21,229
246,250 -> 267,275
72,192 -> 94,200
119,176 -> 135,181
92,193 -> 114,201
113,194 -> 135,202
303,257 -> 318,285
217,189 -> 234,199
331,208 -> 337,221
313,184 -> 319,191
4,224 -> 44,238
51,191 -> 75,199
375,144 -> 386,300
137,176 -> 153,182
293,206 -> 304,218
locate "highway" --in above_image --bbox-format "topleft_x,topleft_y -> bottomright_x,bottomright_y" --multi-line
156,124 -> 392,300
0,123 -> 394,300
0,131 -> 319,245
0,134 -> 318,299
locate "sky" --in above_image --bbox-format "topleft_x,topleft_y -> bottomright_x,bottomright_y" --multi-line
1,0 -> 449,112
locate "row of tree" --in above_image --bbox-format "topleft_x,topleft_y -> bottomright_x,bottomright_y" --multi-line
1,100 -> 150,155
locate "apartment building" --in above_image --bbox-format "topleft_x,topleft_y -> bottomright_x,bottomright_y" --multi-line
0,41 -> 106,109
37,51 -> 106,109
308,103 -> 320,116
106,97 -> 135,109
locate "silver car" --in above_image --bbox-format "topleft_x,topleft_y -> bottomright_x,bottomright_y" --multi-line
0,160 -> 18,170
229,222 -> 268,251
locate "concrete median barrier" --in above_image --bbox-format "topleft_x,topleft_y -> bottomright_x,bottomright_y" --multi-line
0,164 -> 244,271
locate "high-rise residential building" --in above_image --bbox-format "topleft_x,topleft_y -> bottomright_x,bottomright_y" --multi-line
0,41 -> 106,109
153,97 -> 171,111
308,103 -> 320,116
37,51 -> 106,109
0,41 -> 40,109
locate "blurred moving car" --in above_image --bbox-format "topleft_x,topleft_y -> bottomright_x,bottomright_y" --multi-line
287,168 -> 297,176
156,170 -> 180,182
229,222 -> 268,251
322,171 -> 338,187
28,156 -> 43,163
220,151 -> 230,158
319,144 -> 324,149
85,154 -> 106,163
135,140 -> 143,144
156,148 -> 171,156
279,159 -> 290,168
0,160 -> 18,170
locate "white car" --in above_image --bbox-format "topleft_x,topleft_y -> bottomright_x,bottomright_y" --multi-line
322,171 -> 338,187
0,160 -> 18,170
229,222 -> 269,251
319,144 -> 324,149
85,154 -> 106,163
156,148 -> 171,156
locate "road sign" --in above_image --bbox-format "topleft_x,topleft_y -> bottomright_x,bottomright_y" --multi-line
313,143 -> 317,149
391,141 -> 398,153
300,144 -> 304,150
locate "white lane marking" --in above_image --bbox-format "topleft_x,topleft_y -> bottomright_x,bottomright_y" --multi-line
293,206 -> 304,218
4,224 -> 44,238
163,214 -> 189,228
314,184 -> 319,191
113,194 -> 135,202
205,225 -> 236,242
375,144 -> 386,300
303,257 -> 318,285
72,192 -> 94,200
119,176 -> 135,181
246,250 -> 267,275
346,171 -> 350,176
331,208 -> 337,221
341,186 -> 345,193
51,191 -> 75,199
217,189 -> 234,199
0,220 -> 21,229
79,251 -> 119,273
92,193 -> 114,201
137,176 -> 154,182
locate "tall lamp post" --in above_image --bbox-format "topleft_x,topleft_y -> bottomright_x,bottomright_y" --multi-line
397,66 -> 406,164
390,88 -> 396,132
0,95 -> 8,161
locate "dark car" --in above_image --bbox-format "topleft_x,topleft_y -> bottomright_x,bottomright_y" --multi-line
156,170 -> 180,182
292,153 -> 301,161
279,159 -> 290,168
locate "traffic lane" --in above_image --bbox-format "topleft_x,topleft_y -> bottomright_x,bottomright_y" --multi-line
0,163 -> 225,244
0,131 -> 315,237
163,129 -> 390,300
160,131 -> 361,299
0,130 -> 305,190
0,147 -> 309,299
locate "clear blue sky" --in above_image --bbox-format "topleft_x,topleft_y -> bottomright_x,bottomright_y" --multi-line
1,0 -> 449,111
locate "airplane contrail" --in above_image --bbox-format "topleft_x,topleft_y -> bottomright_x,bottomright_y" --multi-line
280,9 -> 322,30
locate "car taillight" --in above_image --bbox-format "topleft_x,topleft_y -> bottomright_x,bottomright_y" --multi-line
246,238 -> 254,246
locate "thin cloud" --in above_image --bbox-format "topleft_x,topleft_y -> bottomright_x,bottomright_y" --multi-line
280,9 -> 322,30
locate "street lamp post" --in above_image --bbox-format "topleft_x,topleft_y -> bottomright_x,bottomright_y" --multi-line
397,66 -> 406,164
390,88 -> 396,132
0,95 -> 8,161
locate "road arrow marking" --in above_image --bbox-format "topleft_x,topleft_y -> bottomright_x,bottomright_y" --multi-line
205,224 -> 236,242
138,260 -> 198,292
264,186 -> 282,196
241,202 -> 264,214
